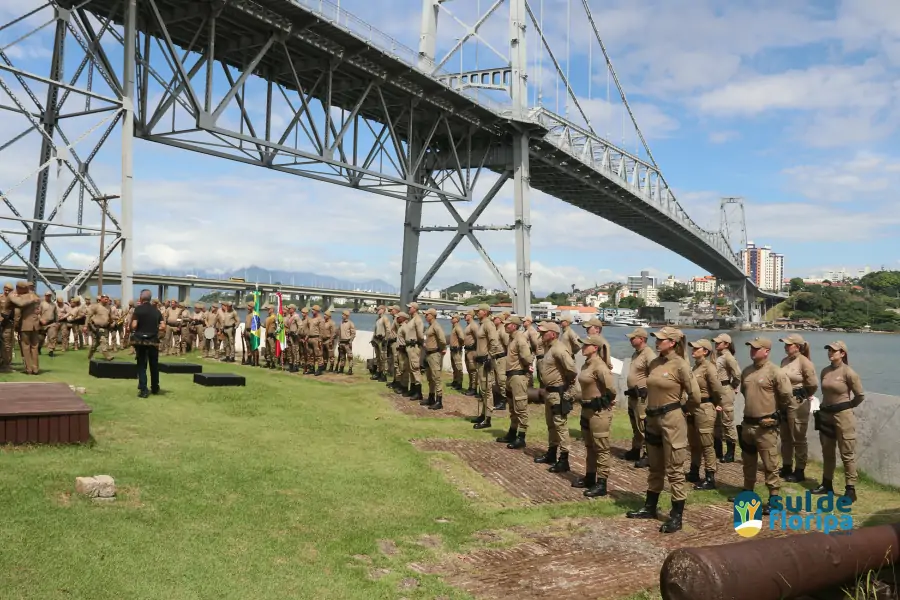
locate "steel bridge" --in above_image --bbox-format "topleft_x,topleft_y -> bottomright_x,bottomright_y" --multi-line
0,0 -> 784,320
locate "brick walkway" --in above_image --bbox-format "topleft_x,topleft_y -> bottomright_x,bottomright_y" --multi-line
413,438 -> 760,505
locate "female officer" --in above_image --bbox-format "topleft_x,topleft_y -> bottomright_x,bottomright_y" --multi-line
813,341 -> 864,504
712,334 -> 741,463
778,334 -> 818,483
571,335 -> 616,497
626,327 -> 700,534
687,339 -> 723,490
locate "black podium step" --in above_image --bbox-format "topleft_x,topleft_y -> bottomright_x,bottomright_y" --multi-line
89,359 -> 137,379
159,362 -> 202,374
193,373 -> 245,387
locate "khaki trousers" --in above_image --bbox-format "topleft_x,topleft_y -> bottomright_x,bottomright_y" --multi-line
324,341 -> 335,368
477,359 -> 495,416
338,341 -> 352,370
645,410 -> 688,502
507,374 -> 529,431
543,391 -> 570,453
688,403 -> 717,473
739,422 -> 781,496
628,395 -> 647,452
407,345 -> 421,385
19,329 -> 40,373
425,350 -> 442,396
818,410 -> 858,486
307,337 -> 322,368
88,327 -> 111,359
715,387 -> 738,443
397,348 -> 409,390
780,395 -> 810,469
450,349 -> 463,385
45,322 -> 61,351
375,339 -> 387,374
223,327 -> 235,359
465,348 -> 477,389
582,406 -> 613,478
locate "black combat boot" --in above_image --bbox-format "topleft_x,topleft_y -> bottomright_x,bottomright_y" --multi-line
720,441 -> 735,463
378,372 -> 387,382
761,496 -> 779,516
507,432 -> 526,449
572,472 -> 596,489
370,370 -> 379,380
534,446 -> 557,465
785,468 -> 806,483
412,383 -> 423,402
626,491 -> 660,519
844,485 -> 857,504
624,448 -> 641,461
634,453 -> 649,469
48,350 -> 55,358
714,437 -> 723,460
428,395 -> 443,410
496,428 -> 516,444
693,470 -> 716,490
420,393 -> 434,406
471,414 -> 485,424
812,479 -> 834,495
660,500 -> 684,533
316,365 -> 325,376
779,463 -> 793,478
473,416 -> 491,430
549,451 -> 570,473
585,478 -> 608,498
402,384 -> 414,397
685,463 -> 701,483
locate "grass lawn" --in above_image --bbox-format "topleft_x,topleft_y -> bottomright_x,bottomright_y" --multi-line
2,350 -> 898,599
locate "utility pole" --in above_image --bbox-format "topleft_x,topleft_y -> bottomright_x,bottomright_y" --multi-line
92,194 -> 119,297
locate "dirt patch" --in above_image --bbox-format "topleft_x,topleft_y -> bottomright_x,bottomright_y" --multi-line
378,539 -> 399,556
368,568 -> 391,581
417,534 -> 443,549
54,491 -> 72,507
414,439 -> 760,505
398,577 -> 419,590
384,390 -> 494,419
351,554 -> 373,564
429,512 -> 793,600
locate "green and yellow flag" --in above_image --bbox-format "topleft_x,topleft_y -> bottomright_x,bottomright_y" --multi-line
249,291 -> 262,351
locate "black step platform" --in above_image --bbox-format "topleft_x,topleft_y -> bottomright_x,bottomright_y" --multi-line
89,359 -> 137,379
159,362 -> 203,374
193,373 -> 245,387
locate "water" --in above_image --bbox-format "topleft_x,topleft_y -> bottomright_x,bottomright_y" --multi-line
231,308 -> 899,394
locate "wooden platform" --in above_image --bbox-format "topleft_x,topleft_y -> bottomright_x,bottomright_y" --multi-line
0,382 -> 92,444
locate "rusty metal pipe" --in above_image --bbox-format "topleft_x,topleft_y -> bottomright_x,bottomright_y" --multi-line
660,523 -> 900,600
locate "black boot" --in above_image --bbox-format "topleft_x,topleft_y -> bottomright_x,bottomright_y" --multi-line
496,428 -> 516,444
534,446 -> 557,464
812,479 -> 834,495
473,416 -> 491,430
549,451 -> 570,473
660,500 -> 684,533
402,384 -> 414,398
494,401 -> 507,411
420,393 -> 434,406
693,470 -> 716,490
378,373 -> 387,382
634,454 -> 649,469
572,472 -> 596,489
762,496 -> 779,516
685,464 -> 701,483
844,485 -> 857,504
714,438 -> 723,460
624,448 -> 641,461
626,491 -> 659,519
370,371 -> 379,380
465,383 -> 477,397
412,383 -> 423,402
585,478 -> 608,498
720,441 -> 735,463
507,432 -> 526,449
779,463 -> 793,478
785,468 -> 806,483
428,395 -> 443,410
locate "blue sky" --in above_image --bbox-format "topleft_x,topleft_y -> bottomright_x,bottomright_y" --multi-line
0,0 -> 897,294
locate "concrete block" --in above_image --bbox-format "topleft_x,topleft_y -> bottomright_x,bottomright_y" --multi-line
75,475 -> 116,498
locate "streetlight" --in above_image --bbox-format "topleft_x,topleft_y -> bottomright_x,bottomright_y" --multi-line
92,194 -> 120,297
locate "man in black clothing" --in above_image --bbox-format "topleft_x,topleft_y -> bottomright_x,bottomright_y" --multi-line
131,289 -> 163,398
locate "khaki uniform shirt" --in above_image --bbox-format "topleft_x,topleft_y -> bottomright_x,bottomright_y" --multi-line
646,353 -> 699,410
265,314 -> 276,334
396,320 -> 408,347
716,350 -> 741,388
321,318 -> 336,342
217,309 -> 238,329
820,363 -> 864,409
579,354 -> 615,401
691,358 -> 723,408
409,313 -> 425,344
424,320 -> 446,352
450,323 -> 464,349
526,326 -> 543,357
561,325 -> 581,356
308,314 -> 322,337
339,320 -> 356,342
56,303 -> 69,323
164,306 -> 180,326
627,346 -> 656,390
206,310 -> 219,328
87,303 -> 112,328
287,313 -> 300,334
463,321 -> 478,349
39,300 -> 56,327
298,316 -> 309,337
506,330 -> 533,372
9,292 -> 40,331
475,318 -> 503,358
740,359 -> 793,418
539,338 -> 576,389
387,316 -> 398,342
780,354 -> 818,396
374,314 -> 389,339
497,326 -> 510,350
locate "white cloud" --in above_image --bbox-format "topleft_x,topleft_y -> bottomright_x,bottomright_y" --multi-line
708,130 -> 740,144
782,152 -> 900,203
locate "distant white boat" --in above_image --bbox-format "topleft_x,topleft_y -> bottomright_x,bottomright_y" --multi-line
607,316 -> 650,328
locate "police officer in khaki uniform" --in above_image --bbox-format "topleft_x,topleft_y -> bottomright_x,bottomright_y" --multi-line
217,301 -> 238,362
38,290 -> 56,355
297,306 -> 309,372
86,294 -> 114,361
206,304 -> 220,360
46,294 -> 67,357
491,312 -> 510,410
730,337 -> 793,514
496,315 -> 532,448
712,333 -> 741,463
573,334 -> 617,497
405,302 -> 425,400
285,304 -> 300,372
687,339 -> 723,490
778,334 -> 818,483
322,309 -> 337,372
627,327 -> 699,533
534,321 -> 577,473
0,283 -> 14,370
558,313 -> 581,356
448,314 -> 465,390
385,305 -> 400,387
462,311 -> 479,396
263,304 -> 277,367
421,308 -> 447,409
394,312 -> 410,392
372,305 -> 389,381
473,304 -> 502,429
337,309 -> 356,374
523,315 -> 542,388
10,281 -> 40,373
813,341 -> 864,504
307,305 -> 324,375
581,318 -> 613,370
67,296 -> 86,350
625,327 -> 656,468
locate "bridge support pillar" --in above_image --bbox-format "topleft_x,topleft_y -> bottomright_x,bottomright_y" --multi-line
512,131 -> 532,318
323,296 -> 333,310
298,295 -> 307,308
399,132 -> 425,308
354,299 -> 360,312
177,285 -> 190,304
119,0 -> 136,304
157,285 -> 164,302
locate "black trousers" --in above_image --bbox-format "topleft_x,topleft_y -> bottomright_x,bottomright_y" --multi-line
135,345 -> 159,392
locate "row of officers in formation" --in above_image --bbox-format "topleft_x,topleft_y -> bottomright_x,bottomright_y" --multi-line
361,302 -> 865,535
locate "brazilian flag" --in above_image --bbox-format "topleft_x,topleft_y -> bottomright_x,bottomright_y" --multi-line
249,291 -> 262,351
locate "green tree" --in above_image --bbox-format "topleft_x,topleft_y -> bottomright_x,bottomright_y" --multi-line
543,292 -> 570,305
618,295 -> 645,309
789,277 -> 805,293
658,282 -> 691,302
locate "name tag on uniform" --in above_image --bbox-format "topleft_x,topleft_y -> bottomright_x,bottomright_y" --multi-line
663,372 -> 669,378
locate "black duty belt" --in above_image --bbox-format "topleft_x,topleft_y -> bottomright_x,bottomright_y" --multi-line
646,401 -> 681,417
536,354 -> 545,360
625,387 -> 648,399
450,346 -> 460,352
223,325 -> 235,330
475,355 -> 488,363
820,401 -> 853,414
492,351 -> 507,359
544,385 -> 566,394
307,335 -> 319,338
792,388 -> 809,400
743,413 -> 779,425
425,348 -> 441,355
506,369 -> 527,377
464,344 -> 475,351
720,380 -> 731,386
340,339 -> 352,343
701,397 -> 714,404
